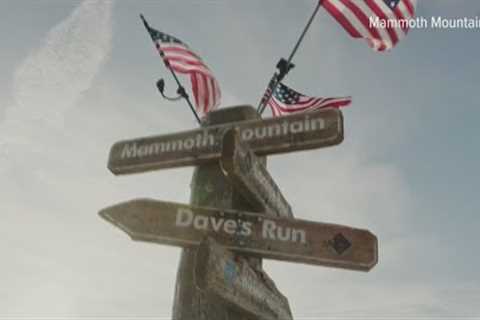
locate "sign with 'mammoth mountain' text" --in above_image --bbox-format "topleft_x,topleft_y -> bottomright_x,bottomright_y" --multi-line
108,108 -> 343,175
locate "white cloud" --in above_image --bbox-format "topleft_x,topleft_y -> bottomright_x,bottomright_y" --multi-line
0,1 -> 114,313
1,0 -> 113,134
0,0 -> 113,171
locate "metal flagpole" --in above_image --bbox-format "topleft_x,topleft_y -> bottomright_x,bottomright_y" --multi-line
257,0 -> 324,115
140,14 -> 202,124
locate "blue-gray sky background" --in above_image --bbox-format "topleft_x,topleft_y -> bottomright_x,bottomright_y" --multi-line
1,0 -> 479,318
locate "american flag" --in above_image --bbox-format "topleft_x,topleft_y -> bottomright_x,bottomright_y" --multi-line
268,82 -> 351,117
146,26 -> 221,116
322,0 -> 417,51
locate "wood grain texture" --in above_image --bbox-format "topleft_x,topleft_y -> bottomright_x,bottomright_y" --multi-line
221,127 -> 293,219
195,237 -> 292,320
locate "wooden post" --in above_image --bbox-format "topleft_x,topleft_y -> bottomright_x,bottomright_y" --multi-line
99,103 -> 377,318
172,105 -> 275,320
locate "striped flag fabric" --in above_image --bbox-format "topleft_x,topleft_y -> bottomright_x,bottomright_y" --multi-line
145,26 -> 221,116
268,82 -> 351,117
322,0 -> 417,51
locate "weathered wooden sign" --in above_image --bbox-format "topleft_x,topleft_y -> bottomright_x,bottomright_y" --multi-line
99,199 -> 377,271
108,108 -> 343,175
195,237 -> 292,320
221,128 -> 293,219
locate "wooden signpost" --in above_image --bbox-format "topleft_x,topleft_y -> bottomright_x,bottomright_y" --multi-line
108,108 -> 343,175
221,128 -> 293,218
99,198 -> 377,271
100,105 -> 378,319
195,237 -> 293,320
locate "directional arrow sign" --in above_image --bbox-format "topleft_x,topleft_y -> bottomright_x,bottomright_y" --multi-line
195,237 -> 292,320
99,199 -> 378,271
221,128 -> 293,219
108,108 -> 343,175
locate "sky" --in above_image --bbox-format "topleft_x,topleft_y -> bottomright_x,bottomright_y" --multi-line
1,0 -> 479,318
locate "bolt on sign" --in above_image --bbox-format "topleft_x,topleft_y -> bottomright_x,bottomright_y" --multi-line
195,237 -> 293,320
108,108 -> 344,175
221,128 -> 293,219
99,199 -> 378,271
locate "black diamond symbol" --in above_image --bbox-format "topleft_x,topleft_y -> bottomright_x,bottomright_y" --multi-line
331,233 -> 351,255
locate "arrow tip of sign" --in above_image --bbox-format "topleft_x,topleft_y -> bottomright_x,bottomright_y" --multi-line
98,207 -> 118,227
97,198 -> 162,240
98,206 -> 139,242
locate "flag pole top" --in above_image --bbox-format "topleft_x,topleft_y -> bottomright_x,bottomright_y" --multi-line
139,14 -> 148,27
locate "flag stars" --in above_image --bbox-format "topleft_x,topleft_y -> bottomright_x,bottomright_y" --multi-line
152,30 -> 183,45
268,81 -> 351,117
275,83 -> 301,104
